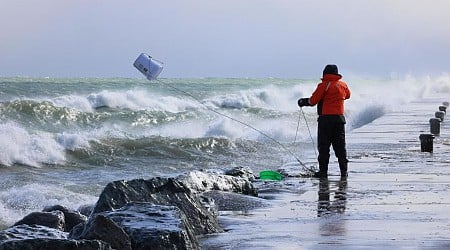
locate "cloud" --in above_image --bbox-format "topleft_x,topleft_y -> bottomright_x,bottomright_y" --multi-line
1,0 -> 450,77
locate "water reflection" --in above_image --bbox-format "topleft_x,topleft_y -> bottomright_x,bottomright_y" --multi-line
317,176 -> 348,217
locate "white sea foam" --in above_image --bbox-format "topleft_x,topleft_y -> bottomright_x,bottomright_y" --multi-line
420,74 -> 450,97
205,118 -> 247,139
0,123 -> 66,167
55,132 -> 92,151
87,89 -> 149,110
35,89 -> 201,113
86,89 -> 200,112
335,75 -> 429,130
52,95 -> 94,113
0,183 -> 97,226
204,85 -> 306,112
52,84 -> 304,114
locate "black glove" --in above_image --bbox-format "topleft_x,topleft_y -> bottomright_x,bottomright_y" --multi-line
297,98 -> 311,107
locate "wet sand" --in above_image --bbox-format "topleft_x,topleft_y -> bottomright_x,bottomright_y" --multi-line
201,97 -> 450,249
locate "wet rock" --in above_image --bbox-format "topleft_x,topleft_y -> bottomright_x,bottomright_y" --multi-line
225,166 -> 256,181
0,224 -> 113,250
104,202 -> 199,250
277,164 -> 309,177
69,214 -> 131,250
77,204 -> 94,217
92,177 -> 222,235
177,170 -> 258,196
202,191 -> 270,211
43,205 -> 87,232
13,211 -> 65,231
0,224 -> 67,242
0,168 -> 261,249
0,238 -> 113,250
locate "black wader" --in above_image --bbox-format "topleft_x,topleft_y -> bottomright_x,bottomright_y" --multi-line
317,115 -> 348,177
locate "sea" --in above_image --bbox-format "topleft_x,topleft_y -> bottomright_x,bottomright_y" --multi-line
0,75 -> 448,230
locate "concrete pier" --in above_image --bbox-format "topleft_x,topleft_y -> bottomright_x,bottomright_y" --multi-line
201,97 -> 450,249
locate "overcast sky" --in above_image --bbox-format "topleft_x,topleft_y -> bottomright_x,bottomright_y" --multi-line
1,0 -> 450,78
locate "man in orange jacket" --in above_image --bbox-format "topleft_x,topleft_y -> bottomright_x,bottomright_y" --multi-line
298,64 -> 351,178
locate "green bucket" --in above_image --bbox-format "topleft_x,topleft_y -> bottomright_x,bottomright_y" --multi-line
259,170 -> 283,181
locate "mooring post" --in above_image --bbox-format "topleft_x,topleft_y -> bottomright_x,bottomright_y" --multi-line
435,111 -> 445,122
419,134 -> 434,153
430,118 -> 441,135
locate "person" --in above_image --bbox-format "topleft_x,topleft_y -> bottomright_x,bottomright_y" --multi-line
298,64 -> 351,178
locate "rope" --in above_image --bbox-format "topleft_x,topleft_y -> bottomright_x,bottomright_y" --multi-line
155,79 -> 310,170
294,110 -> 301,143
300,107 -> 318,158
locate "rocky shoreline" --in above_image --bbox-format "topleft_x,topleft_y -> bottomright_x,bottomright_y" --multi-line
0,167 -> 262,250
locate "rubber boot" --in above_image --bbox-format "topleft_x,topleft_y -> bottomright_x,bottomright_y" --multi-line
338,159 -> 348,177
314,164 -> 328,178
314,155 -> 329,178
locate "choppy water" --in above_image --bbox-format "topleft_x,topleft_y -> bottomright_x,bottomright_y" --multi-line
0,75 -> 448,228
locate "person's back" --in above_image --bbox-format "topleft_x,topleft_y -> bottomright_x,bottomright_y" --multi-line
309,72 -> 350,116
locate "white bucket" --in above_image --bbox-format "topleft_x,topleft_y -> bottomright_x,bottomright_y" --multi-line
133,53 -> 164,80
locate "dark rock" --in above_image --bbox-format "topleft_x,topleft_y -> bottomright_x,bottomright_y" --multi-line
198,195 -> 218,218
69,224 -> 83,241
92,177 -> 222,235
224,166 -> 255,181
1,169 -> 260,250
0,238 -> 113,250
104,202 -> 199,250
0,224 -> 67,242
43,205 -> 87,232
13,211 -> 65,231
69,214 -> 131,250
77,204 -> 94,217
177,170 -> 258,196
202,190 -> 271,211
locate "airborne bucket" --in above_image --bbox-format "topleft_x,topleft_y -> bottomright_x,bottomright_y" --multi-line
133,53 -> 164,80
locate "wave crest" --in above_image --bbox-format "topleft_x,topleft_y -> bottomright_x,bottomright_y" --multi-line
348,105 -> 386,129
0,123 -> 66,167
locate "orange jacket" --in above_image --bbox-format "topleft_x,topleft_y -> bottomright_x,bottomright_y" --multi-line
309,74 -> 350,115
